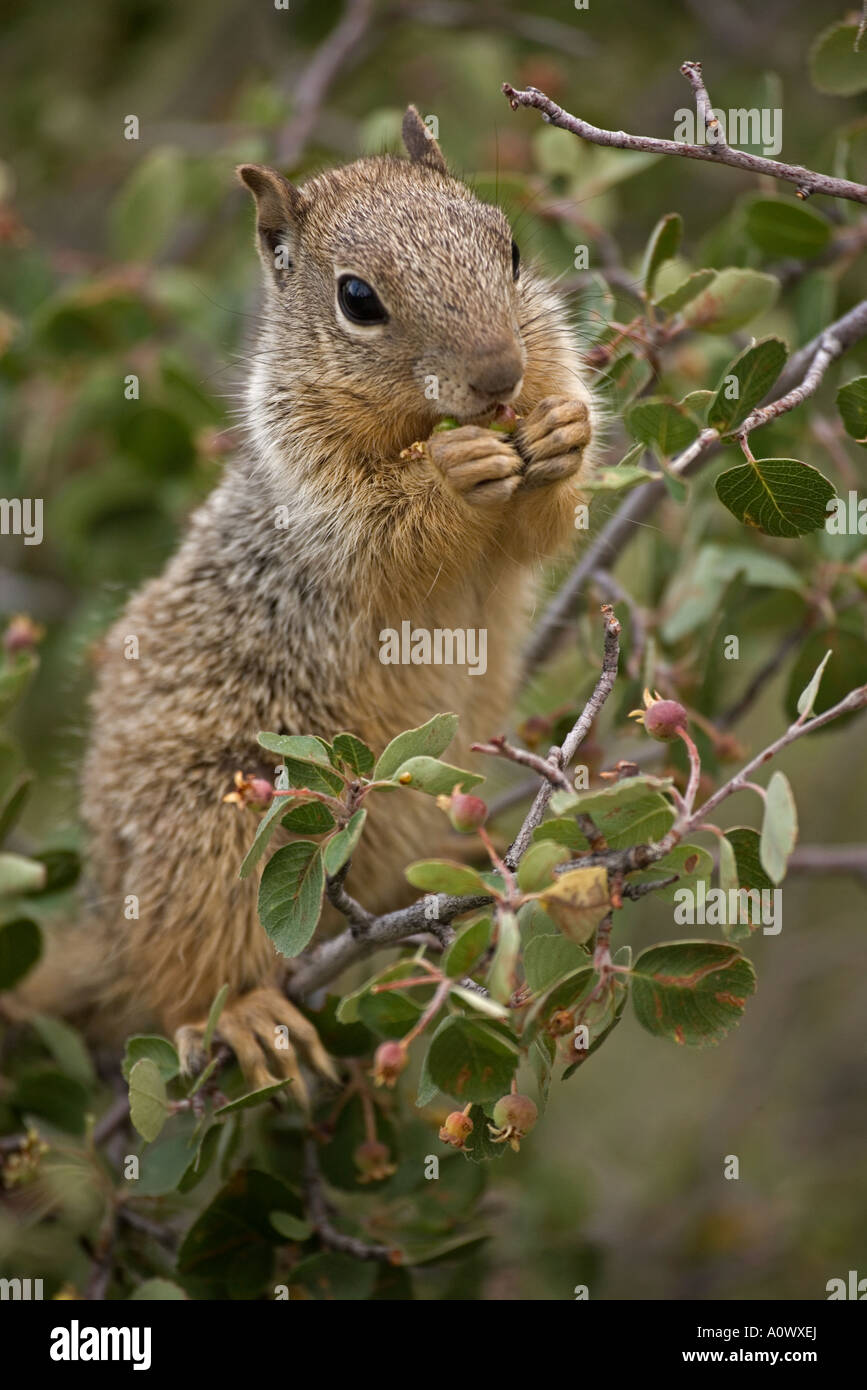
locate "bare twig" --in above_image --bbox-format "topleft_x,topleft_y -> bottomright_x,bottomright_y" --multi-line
276,0 -> 374,166
787,845 -> 867,882
470,735 -> 571,791
502,68 -> 867,205
303,1136 -> 395,1262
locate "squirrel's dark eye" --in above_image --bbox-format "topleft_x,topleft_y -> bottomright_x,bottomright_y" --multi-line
511,239 -> 521,282
337,275 -> 388,325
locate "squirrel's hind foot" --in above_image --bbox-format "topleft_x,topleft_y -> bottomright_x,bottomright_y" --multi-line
176,986 -> 339,1111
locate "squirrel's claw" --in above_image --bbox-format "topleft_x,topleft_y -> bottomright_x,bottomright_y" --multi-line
175,986 -> 339,1110
516,395 -> 591,488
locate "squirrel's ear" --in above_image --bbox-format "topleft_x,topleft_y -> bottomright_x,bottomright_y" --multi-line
237,163 -> 305,286
401,106 -> 447,173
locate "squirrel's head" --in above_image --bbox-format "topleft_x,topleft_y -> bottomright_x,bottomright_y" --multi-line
238,108 -> 535,454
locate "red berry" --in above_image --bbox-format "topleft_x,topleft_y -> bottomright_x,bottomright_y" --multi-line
643,699 -> 688,742
372,1041 -> 408,1088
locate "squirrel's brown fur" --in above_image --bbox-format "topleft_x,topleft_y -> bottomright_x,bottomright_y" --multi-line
20,110 -> 595,1100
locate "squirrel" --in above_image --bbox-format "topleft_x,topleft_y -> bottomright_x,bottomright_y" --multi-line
16,109 -> 595,1104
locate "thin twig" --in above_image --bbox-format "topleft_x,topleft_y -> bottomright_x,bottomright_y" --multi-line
502,69 -> 867,205
303,1135 -> 396,1262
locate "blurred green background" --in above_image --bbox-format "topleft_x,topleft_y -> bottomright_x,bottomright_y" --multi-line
1,0 -> 865,1299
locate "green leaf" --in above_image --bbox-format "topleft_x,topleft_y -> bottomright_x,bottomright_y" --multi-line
531,818 -> 590,854
661,543 -> 802,643
785,630 -> 867,728
0,774 -> 31,844
214,1081 -> 292,1115
111,147 -> 185,260
654,268 -> 715,314
269,1211 -> 313,1242
627,843 -> 714,901
323,809 -> 367,877
121,1035 -> 180,1083
553,778 -> 676,848
257,734 -> 344,794
516,840 -> 572,892
680,389 -> 713,419
523,933 -> 590,993
642,212 -> 683,296
202,983 -> 229,1055
744,199 -> 832,259
258,842 -> 324,957
462,1102 -> 509,1163
600,351 -> 654,408
760,771 -> 798,884
0,917 -> 41,990
630,941 -> 756,1045
12,1067 -> 89,1134
707,337 -> 788,434
281,801 -> 336,834
331,732 -> 375,777
238,795 -> 291,880
726,828 -> 775,894
625,397 -> 700,457
582,463 -> 657,494
443,916 -> 492,977
31,1015 -> 95,1087
575,273 -> 616,344
719,835 -> 739,894
178,1169 -> 300,1299
391,756 -> 483,796
0,851 -> 46,896
715,457 -> 836,537
810,20 -> 867,95
129,1279 -> 187,1300
0,653 -> 37,720
717,836 -> 748,940
128,1058 -> 170,1143
450,984 -> 510,1019
374,712 -> 459,779
561,962 -> 630,1075
405,858 -> 489,896
682,267 -> 779,333
291,1252 -> 379,1300
357,979 -> 426,1038
488,909 -> 520,1004
837,376 -> 867,446
426,1017 -> 518,1102
796,648 -> 833,718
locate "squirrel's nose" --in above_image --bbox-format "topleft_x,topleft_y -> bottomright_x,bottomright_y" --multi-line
469,344 -> 525,399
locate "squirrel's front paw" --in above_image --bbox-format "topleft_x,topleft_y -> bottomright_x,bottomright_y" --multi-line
176,986 -> 339,1111
426,425 -> 522,506
516,396 -> 591,490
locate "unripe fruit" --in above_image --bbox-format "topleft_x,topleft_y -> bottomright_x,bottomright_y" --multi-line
372,1040 -> 408,1088
492,1092 -> 538,1134
488,1091 -> 538,1152
643,699 -> 688,742
3,614 -> 43,655
439,1109 -> 474,1149
353,1139 -> 396,1183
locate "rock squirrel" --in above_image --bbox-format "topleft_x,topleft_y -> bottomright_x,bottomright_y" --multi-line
21,108 -> 595,1101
